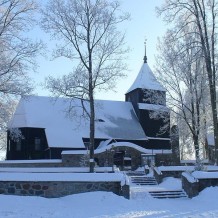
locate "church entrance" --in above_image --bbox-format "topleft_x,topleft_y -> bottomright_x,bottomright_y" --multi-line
113,151 -> 132,170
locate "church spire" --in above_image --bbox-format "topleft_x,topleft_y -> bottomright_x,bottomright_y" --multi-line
143,38 -> 147,63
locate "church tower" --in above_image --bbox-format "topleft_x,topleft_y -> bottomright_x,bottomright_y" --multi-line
125,42 -> 171,150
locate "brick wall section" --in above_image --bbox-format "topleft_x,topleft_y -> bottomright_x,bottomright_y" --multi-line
0,181 -> 122,198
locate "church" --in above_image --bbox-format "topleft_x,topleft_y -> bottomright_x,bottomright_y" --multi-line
6,52 -> 179,169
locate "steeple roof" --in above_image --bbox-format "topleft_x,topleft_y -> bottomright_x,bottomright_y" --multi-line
126,62 -> 166,94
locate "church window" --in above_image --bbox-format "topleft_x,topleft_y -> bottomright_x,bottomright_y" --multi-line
16,140 -> 21,151
35,137 -> 41,150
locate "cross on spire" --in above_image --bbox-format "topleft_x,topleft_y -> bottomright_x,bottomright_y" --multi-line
143,38 -> 147,63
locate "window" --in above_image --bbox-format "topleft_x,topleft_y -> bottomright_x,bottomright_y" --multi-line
84,142 -> 90,149
35,137 -> 41,151
16,140 -> 21,151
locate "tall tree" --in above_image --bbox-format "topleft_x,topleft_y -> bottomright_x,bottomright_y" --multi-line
157,0 -> 218,163
0,0 -> 41,153
41,0 -> 129,172
155,28 -> 210,163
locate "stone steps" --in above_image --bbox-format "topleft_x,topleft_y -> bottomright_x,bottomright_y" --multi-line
148,190 -> 188,199
130,176 -> 158,186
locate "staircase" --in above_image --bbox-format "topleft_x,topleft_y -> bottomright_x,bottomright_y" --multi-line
149,190 -> 188,199
127,171 -> 188,200
130,176 -> 158,186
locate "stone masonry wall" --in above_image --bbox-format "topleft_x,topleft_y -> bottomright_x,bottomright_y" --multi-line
182,174 -> 199,198
0,181 -> 122,198
198,178 -> 218,192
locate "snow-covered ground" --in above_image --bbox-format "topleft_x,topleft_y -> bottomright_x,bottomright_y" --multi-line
0,177 -> 218,218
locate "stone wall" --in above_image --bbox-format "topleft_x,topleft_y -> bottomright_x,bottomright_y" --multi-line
182,173 -> 218,198
0,181 -> 122,198
182,173 -> 199,198
153,167 -> 163,184
198,178 -> 218,192
121,184 -> 130,199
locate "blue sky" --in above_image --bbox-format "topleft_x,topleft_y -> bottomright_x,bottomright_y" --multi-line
31,0 -> 166,101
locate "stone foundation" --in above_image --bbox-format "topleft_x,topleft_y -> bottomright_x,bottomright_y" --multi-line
0,181 -> 122,198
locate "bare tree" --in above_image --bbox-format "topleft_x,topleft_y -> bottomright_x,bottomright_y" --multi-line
156,0 -> 218,163
155,28 -> 210,164
41,0 -> 129,172
0,0 -> 41,153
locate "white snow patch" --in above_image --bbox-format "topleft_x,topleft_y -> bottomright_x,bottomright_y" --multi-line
126,63 -> 166,93
158,166 -> 195,172
0,184 -> 218,217
147,137 -> 171,141
182,172 -> 198,183
0,172 -> 123,182
159,177 -> 182,190
0,167 -> 113,173
138,103 -> 169,111
0,159 -> 62,164
62,142 -> 172,155
192,171 -> 218,179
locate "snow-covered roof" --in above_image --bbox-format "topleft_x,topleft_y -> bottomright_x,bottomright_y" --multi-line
126,63 -> 166,94
62,142 -> 172,155
8,96 -> 147,148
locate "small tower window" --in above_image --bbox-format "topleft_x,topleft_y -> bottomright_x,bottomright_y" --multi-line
35,137 -> 41,151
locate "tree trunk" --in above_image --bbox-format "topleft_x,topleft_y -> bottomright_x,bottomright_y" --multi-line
89,93 -> 95,173
193,0 -> 218,164
193,135 -> 200,160
209,82 -> 218,164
